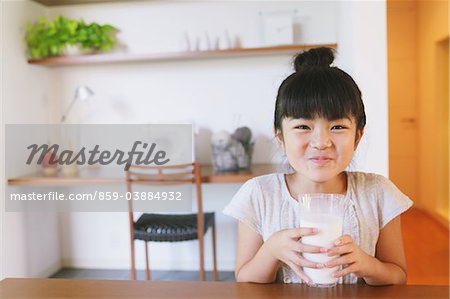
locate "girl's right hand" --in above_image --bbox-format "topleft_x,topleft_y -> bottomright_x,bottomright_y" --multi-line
264,228 -> 324,283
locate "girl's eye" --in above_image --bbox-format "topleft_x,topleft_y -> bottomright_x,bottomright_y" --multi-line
295,125 -> 310,130
331,125 -> 347,130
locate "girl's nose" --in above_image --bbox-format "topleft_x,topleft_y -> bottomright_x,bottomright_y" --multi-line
310,131 -> 332,150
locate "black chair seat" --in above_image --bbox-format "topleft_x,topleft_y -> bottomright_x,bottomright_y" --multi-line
134,212 -> 215,242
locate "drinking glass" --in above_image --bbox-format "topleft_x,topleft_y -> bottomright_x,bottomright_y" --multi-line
299,193 -> 346,287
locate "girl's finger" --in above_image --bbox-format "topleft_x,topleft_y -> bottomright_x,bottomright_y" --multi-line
333,234 -> 354,246
333,263 -> 357,278
292,241 -> 322,254
290,253 -> 324,269
325,253 -> 354,268
300,257 -> 324,269
326,243 -> 353,257
288,228 -> 318,239
286,261 -> 312,284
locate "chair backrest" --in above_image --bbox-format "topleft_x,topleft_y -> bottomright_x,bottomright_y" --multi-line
125,162 -> 205,238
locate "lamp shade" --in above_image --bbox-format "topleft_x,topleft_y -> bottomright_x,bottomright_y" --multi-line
61,86 -> 94,123
74,86 -> 94,101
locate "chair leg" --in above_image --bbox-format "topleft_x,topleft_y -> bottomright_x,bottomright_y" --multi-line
198,230 -> 205,281
130,239 -> 136,280
212,221 -> 218,281
145,241 -> 151,280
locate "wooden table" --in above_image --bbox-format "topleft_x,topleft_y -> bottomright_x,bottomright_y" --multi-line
0,279 -> 448,298
7,163 -> 278,185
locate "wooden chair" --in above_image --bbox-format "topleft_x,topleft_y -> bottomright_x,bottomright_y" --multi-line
126,162 -> 218,281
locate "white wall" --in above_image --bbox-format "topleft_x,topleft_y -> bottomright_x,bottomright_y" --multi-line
336,1 -> 388,175
2,0 -> 388,276
1,0 -> 61,279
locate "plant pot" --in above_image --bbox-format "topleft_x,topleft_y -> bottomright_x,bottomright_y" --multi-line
64,44 -> 96,56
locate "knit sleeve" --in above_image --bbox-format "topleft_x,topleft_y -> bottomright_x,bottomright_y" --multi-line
376,175 -> 413,228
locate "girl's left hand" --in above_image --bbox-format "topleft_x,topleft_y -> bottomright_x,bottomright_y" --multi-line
324,234 -> 375,279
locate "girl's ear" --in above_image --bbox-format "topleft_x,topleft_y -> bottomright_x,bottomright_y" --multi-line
274,128 -> 283,145
354,129 -> 364,149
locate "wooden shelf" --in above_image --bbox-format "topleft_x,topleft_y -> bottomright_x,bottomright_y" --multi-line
32,0 -> 131,6
7,163 -> 279,185
27,44 -> 338,67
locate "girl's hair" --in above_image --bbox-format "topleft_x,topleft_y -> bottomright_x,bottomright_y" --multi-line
274,47 -> 366,136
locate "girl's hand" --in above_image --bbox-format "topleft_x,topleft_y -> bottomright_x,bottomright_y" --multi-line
265,228 -> 324,283
325,234 -> 375,279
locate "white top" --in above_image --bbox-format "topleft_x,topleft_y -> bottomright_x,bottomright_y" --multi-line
223,172 -> 413,284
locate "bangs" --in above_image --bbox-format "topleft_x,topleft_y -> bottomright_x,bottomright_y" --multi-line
276,68 -> 362,124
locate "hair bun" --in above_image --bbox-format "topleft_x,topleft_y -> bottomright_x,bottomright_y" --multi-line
294,47 -> 335,71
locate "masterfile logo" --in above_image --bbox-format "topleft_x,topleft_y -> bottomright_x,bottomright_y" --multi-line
26,141 -> 171,170
5,124 -> 193,212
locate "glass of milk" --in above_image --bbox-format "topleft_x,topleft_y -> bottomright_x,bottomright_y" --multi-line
299,193 -> 346,287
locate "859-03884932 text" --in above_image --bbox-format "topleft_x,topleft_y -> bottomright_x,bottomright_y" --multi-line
9,191 -> 184,201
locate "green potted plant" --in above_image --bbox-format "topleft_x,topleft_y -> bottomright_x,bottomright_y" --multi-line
25,16 -> 118,59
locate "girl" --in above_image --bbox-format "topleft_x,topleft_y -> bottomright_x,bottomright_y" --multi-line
223,47 -> 412,286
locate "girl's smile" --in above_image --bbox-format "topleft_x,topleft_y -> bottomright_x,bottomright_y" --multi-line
309,155 -> 333,166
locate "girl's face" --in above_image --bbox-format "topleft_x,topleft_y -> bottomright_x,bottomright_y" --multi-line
277,117 -> 363,183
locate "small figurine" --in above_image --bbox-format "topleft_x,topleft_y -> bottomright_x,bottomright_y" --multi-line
211,127 -> 254,172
